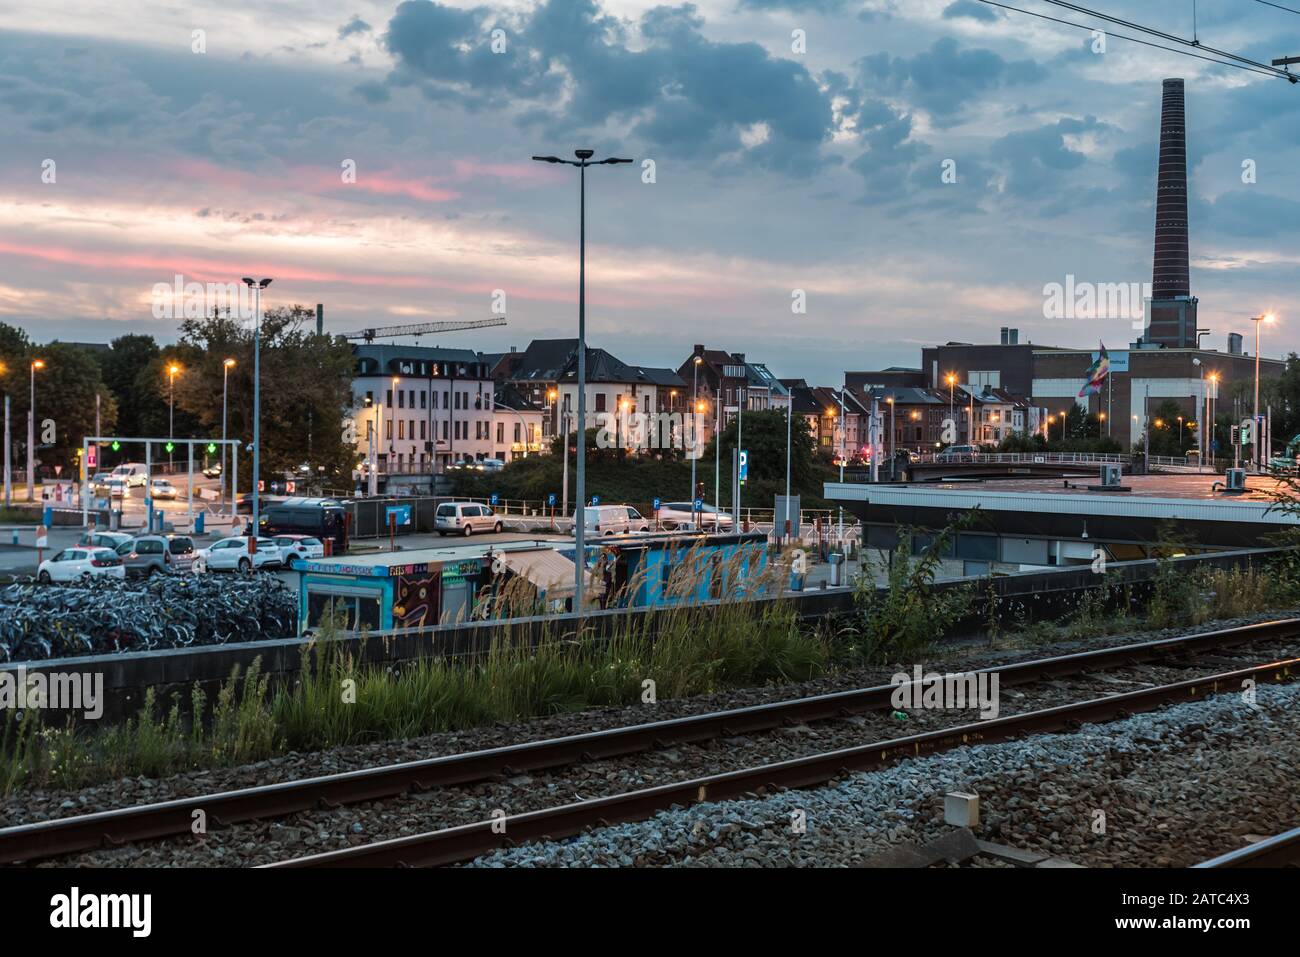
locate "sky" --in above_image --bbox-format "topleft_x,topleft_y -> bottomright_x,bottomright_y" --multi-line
1,0 -> 1298,383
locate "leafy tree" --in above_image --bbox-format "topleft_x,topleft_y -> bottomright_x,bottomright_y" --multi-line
174,305 -> 357,487
98,334 -> 160,439
29,344 -> 117,475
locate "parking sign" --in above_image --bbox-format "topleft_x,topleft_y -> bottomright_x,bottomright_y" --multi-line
490,493 -> 499,506
547,493 -> 556,508
738,450 -> 748,483
591,495 -> 600,505
653,498 -> 661,511
694,498 -> 703,512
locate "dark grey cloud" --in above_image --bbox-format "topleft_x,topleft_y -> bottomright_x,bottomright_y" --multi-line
339,15 -> 373,39
858,37 -> 1047,123
943,0 -> 1000,22
383,0 -> 834,171
736,0 -> 850,11
989,115 -> 1112,198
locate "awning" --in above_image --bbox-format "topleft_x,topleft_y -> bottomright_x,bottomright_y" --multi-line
494,548 -> 593,599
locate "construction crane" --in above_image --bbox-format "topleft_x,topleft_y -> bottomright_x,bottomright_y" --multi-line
341,317 -> 506,343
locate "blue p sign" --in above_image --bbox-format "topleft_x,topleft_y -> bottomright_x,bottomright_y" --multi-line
694,498 -> 703,512
738,450 -> 749,482
547,493 -> 556,507
490,493 -> 499,506
591,495 -> 600,506
653,498 -> 661,511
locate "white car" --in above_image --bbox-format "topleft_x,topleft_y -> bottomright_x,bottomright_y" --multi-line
272,534 -> 325,567
149,478 -> 178,500
38,547 -> 126,583
195,536 -> 282,573
575,505 -> 651,537
111,463 -> 149,487
435,502 -> 503,536
657,501 -> 734,531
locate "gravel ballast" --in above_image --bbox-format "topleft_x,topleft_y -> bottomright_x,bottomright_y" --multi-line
466,680 -> 1300,868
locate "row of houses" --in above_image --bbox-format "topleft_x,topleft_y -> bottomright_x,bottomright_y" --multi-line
346,334 -> 1060,484
348,339 -> 805,481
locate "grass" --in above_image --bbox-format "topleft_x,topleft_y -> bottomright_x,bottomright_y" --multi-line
1,551 -> 828,794
4,545 -> 1300,796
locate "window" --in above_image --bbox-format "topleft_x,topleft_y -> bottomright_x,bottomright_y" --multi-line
420,391 -> 427,410
385,421 -> 392,440
420,421 -> 426,440
397,390 -> 405,409
595,393 -> 607,413
970,371 -> 1001,389
442,421 -> 448,440
398,421 -> 405,440
386,389 -> 393,408
513,423 -> 521,443
497,422 -> 505,443
408,390 -> 415,408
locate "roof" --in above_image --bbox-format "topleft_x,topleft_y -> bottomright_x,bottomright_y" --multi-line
352,343 -> 484,378
509,338 -> 683,387
494,382 -> 543,412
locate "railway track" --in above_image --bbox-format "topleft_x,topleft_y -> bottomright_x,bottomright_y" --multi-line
2,618 -> 1297,866
266,656 -> 1299,867
1195,826 -> 1300,868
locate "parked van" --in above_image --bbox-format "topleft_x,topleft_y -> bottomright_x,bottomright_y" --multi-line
435,502 -> 502,536
575,505 -> 651,537
110,463 -> 149,487
257,497 -> 349,552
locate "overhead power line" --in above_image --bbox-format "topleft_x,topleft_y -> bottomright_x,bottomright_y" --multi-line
1038,0 -> 1294,77
1252,0 -> 1300,18
974,0 -> 1292,80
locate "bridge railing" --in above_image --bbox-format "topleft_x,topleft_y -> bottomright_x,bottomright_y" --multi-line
914,451 -> 1131,466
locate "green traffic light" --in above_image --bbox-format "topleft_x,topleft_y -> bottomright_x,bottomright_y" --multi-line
165,441 -> 175,454
111,441 -> 121,451
206,443 -> 217,454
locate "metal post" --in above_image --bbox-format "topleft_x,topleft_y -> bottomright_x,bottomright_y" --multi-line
837,386 -> 845,544
561,408 -> 569,515
713,404 -> 720,527
3,394 -> 10,507
1253,317 -> 1262,471
252,284 -> 262,535
871,396 -> 881,484
81,436 -> 90,529
145,443 -> 152,532
187,442 -> 194,531
575,159 -> 587,613
222,363 -> 230,511
690,358 -> 699,504
783,392 -> 792,544
736,381 -> 744,519
27,361 -> 36,504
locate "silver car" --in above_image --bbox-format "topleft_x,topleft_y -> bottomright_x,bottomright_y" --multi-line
435,502 -> 502,536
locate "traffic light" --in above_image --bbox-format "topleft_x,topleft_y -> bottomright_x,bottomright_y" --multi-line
206,442 -> 217,455
111,441 -> 121,452
165,441 -> 175,454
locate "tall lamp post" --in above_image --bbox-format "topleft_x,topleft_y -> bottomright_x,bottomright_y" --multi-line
945,373 -> 956,443
241,277 -> 272,536
531,148 -> 633,613
221,358 -> 235,510
27,358 -> 44,503
1250,313 -> 1275,470
690,355 -> 702,516
167,363 -> 180,472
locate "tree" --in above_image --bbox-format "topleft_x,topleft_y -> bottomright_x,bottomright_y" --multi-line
29,343 -> 118,474
174,305 -> 357,487
1145,398 -> 1188,457
98,334 -> 160,439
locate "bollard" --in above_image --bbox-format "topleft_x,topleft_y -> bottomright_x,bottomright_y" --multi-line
195,512 -> 205,535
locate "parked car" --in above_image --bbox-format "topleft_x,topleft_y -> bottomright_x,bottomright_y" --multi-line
111,462 -> 149,487
657,501 -> 734,531
90,472 -> 115,490
115,534 -> 196,577
478,458 -> 506,472
37,547 -> 125,583
194,536 -> 282,573
574,504 -> 651,537
272,534 -> 325,567
435,502 -> 502,536
78,531 -> 133,551
149,478 -> 178,500
935,444 -> 980,461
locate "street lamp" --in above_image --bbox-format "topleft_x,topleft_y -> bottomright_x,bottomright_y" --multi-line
530,148 -> 633,613
27,358 -> 44,503
945,373 -> 956,441
1250,313 -> 1275,469
241,277 -> 272,536
222,358 -> 235,510
690,354 -> 702,512
167,363 -> 181,471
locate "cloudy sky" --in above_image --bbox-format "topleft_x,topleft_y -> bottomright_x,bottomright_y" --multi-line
1,0 -> 1297,382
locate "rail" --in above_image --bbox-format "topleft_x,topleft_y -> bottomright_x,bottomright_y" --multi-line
3,619 -> 1294,865
1194,825 -> 1300,868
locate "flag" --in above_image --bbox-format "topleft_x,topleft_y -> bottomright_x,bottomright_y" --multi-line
1078,342 -> 1110,397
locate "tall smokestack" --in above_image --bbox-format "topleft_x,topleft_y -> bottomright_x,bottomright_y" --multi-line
1152,78 -> 1190,300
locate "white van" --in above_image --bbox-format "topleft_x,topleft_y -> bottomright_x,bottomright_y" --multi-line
111,463 -> 149,487
575,505 -> 650,537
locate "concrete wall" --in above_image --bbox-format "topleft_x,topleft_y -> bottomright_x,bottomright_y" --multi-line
4,546 -> 1290,723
